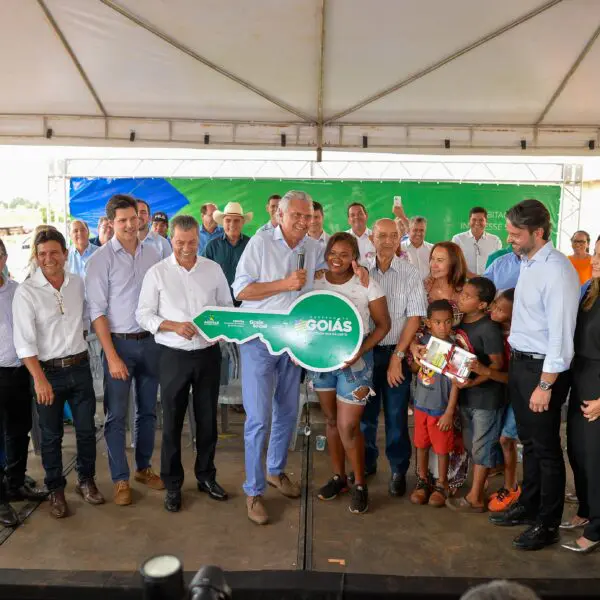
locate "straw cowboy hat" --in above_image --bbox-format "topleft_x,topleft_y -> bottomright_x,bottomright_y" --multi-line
213,202 -> 253,225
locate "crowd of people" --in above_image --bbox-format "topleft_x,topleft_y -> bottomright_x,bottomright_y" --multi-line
0,189 -> 598,558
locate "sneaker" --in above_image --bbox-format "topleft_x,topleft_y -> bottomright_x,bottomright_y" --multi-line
317,475 -> 349,501
266,472 -> 301,498
347,465 -> 377,485
134,467 -> 165,490
409,477 -> 430,505
113,480 -> 132,506
246,495 -> 268,525
488,485 -> 521,512
349,484 -> 369,514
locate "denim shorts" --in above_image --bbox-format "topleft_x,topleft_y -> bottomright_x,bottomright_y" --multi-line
459,406 -> 504,468
501,404 -> 518,440
310,350 -> 374,406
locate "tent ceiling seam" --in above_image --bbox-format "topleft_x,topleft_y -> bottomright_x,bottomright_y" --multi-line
97,0 -> 316,124
37,0 -> 108,117
535,21 -> 600,125
323,0 -> 565,124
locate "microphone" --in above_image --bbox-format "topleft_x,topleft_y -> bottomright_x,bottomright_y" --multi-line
297,247 -> 305,270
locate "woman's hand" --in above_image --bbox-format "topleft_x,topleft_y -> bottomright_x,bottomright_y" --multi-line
581,398 -> 600,422
314,269 -> 326,280
342,352 -> 362,370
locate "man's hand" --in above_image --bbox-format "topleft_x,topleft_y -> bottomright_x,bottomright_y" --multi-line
353,261 -> 369,288
285,269 -> 307,291
34,374 -> 54,406
437,411 -> 454,432
173,322 -> 197,340
108,355 -> 129,381
387,354 -> 405,387
529,386 -> 551,413
581,398 -> 600,422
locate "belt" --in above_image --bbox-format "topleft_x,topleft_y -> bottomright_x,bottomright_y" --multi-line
41,351 -> 89,369
511,349 -> 546,361
112,332 -> 151,341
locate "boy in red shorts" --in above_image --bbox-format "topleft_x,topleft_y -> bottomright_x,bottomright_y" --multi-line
410,300 -> 459,507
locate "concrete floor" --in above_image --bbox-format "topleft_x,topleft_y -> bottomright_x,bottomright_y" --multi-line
1,402 -> 597,579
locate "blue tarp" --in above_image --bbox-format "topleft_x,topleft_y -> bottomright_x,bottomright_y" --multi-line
69,178 -> 189,234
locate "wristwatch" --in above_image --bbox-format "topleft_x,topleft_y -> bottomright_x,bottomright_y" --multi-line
395,350 -> 405,361
538,380 -> 553,392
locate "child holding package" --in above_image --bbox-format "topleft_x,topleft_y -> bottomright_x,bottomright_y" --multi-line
410,300 -> 459,507
469,288 -> 520,511
446,277 -> 505,513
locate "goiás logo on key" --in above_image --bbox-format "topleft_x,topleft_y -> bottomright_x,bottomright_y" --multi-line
305,318 -> 352,333
203,314 -> 219,326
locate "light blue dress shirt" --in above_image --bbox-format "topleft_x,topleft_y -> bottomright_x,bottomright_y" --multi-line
483,250 -> 521,291
85,237 -> 160,333
0,277 -> 20,367
198,225 -> 224,255
257,221 -> 276,233
67,243 -> 98,279
232,226 -> 326,311
140,230 -> 172,260
508,241 -> 580,373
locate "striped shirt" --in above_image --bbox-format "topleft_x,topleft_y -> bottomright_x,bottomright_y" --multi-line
366,255 -> 428,346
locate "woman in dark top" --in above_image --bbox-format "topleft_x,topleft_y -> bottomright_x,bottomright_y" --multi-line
561,238 -> 600,554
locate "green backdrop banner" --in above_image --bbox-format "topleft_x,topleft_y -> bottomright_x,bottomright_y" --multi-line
167,179 -> 561,245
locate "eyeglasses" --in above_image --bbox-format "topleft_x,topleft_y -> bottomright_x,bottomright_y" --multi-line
54,291 -> 65,315
572,240 -> 587,245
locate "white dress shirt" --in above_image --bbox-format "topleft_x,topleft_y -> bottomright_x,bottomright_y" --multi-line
0,277 -> 21,367
451,230 -> 502,275
137,254 -> 233,351
509,241 -> 579,373
232,226 -> 326,312
401,239 -> 433,280
13,270 -> 88,361
346,228 -> 376,262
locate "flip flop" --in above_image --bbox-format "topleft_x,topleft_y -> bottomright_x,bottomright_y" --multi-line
445,496 -> 487,513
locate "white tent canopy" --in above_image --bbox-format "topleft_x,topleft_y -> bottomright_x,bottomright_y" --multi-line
1,0 -> 599,154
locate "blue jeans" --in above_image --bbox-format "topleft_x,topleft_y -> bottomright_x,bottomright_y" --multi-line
37,361 -> 97,491
239,339 -> 301,497
103,336 -> 160,482
361,345 -> 412,476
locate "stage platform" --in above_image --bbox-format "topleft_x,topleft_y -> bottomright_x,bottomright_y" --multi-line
0,401 -> 598,600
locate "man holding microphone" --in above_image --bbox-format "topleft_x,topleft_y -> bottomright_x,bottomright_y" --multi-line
232,190 -> 326,525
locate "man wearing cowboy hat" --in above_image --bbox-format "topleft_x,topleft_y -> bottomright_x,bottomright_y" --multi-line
202,202 -> 253,307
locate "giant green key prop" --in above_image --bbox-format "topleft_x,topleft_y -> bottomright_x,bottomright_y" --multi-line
194,291 -> 363,372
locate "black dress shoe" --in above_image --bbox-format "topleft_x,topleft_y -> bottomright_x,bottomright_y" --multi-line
24,475 -> 37,488
513,523 -> 560,551
164,490 -> 182,513
197,480 -> 228,501
0,502 -> 19,527
8,482 -> 49,502
489,502 -> 536,527
389,473 -> 407,497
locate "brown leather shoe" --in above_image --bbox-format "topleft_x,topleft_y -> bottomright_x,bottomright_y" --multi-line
428,485 -> 448,508
113,480 -> 132,506
134,467 -> 165,490
76,480 -> 105,505
49,490 -> 69,519
266,473 -> 301,498
409,477 -> 430,505
246,495 -> 268,525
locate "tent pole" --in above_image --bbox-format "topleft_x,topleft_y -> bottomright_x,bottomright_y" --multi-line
316,0 -> 327,163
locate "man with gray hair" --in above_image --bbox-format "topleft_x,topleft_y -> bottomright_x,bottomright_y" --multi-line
232,190 -> 327,525
68,219 -> 97,278
137,215 -> 233,513
401,216 -> 433,280
89,217 -> 113,247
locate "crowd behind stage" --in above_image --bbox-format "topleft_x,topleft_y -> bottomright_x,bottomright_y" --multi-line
0,190 -> 599,556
